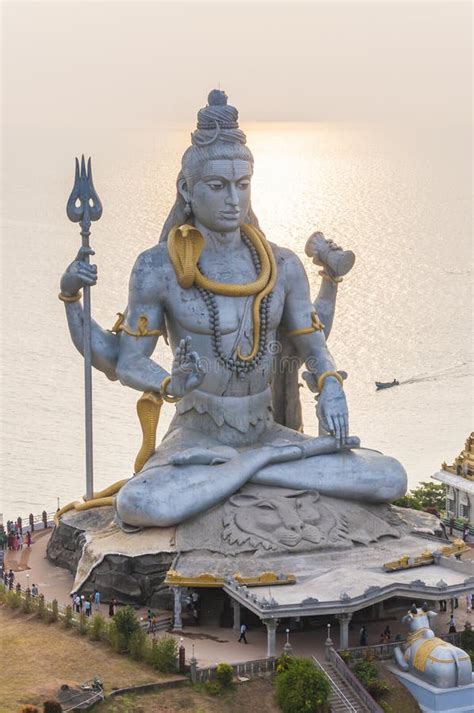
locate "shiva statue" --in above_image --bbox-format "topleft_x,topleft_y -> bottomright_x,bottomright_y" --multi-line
59,90 -> 406,529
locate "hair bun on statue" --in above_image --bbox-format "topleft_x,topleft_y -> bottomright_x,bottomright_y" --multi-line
193,88 -> 246,146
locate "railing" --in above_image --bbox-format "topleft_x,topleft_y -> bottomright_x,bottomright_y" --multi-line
327,648 -> 384,713
195,657 -> 276,682
340,631 -> 462,661
313,657 -> 357,712
3,511 -> 56,534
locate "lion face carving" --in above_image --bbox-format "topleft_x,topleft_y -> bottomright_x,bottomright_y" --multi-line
222,490 -> 348,552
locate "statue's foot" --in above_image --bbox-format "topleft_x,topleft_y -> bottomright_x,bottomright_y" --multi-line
305,231 -> 355,277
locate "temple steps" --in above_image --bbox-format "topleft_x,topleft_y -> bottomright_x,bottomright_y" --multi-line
315,661 -> 373,713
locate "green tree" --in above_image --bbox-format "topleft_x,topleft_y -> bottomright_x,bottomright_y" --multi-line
275,657 -> 331,713
147,635 -> 178,673
393,481 -> 445,512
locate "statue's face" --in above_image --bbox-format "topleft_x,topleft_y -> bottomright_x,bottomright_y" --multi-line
190,160 -> 252,233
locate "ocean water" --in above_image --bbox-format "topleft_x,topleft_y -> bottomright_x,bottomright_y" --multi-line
1,122 -> 472,517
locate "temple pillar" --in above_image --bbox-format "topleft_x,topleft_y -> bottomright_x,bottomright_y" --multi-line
172,587 -> 183,632
264,618 -> 278,658
336,613 -> 352,650
232,599 -> 241,632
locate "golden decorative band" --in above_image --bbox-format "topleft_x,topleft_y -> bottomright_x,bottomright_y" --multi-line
159,375 -> 180,404
413,638 -> 449,672
58,291 -> 82,303
286,311 -> 325,337
319,269 -> 343,285
111,312 -> 163,338
317,370 -> 344,393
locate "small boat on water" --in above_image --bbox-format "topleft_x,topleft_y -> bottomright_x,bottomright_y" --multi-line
375,379 -> 399,390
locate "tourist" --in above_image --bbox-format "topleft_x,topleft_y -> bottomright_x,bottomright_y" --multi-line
74,593 -> 81,613
359,626 -> 368,646
8,569 -> 14,585
466,593 -> 472,614
18,533 -> 23,549
84,599 -> 92,617
93,589 -> 101,611
31,583 -> 39,597
109,598 -> 117,617
448,615 -> 457,633
26,531 -> 32,548
238,622 -> 248,644
383,625 -> 391,642
439,599 -> 447,612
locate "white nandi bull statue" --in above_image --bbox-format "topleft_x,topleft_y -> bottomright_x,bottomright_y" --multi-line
394,603 -> 472,688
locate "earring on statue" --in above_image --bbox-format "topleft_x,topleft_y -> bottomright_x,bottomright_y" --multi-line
184,201 -> 192,219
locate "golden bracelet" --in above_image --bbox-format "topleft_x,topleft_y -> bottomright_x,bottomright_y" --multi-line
317,370 -> 344,393
111,313 -> 163,338
159,375 -> 181,403
286,312 -> 325,337
318,269 -> 343,285
58,291 -> 82,303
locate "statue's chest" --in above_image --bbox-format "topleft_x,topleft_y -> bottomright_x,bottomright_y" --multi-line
168,277 -> 284,336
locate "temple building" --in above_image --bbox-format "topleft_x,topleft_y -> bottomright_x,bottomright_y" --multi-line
432,432 -> 474,534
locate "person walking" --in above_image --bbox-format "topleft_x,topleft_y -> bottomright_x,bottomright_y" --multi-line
238,623 -> 248,644
448,615 -> 457,633
108,598 -> 116,618
94,589 -> 101,612
84,599 -> 92,617
359,626 -> 368,646
26,531 -> 32,548
74,593 -> 81,613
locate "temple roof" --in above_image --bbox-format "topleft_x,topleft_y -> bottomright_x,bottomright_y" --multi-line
441,432 -> 474,480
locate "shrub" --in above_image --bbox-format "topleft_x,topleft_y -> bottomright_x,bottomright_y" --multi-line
338,650 -> 352,664
216,662 -> 234,688
43,702 -> 62,713
113,606 -> 140,647
63,605 -> 73,629
128,627 -> 148,660
6,589 -> 22,609
0,582 -> 7,603
366,679 -> 391,700
275,657 -> 331,713
461,627 -> 474,652
276,653 -> 294,673
147,635 -> 178,673
37,594 -> 46,620
22,589 -> 33,614
78,612 -> 89,636
48,598 -> 59,623
107,620 -> 128,653
89,613 -> 106,641
204,680 -> 221,696
354,660 -> 378,686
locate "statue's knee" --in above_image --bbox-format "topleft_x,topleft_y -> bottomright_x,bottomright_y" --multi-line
378,457 -> 407,502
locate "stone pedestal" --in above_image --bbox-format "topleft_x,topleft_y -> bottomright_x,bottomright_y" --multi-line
388,666 -> 474,713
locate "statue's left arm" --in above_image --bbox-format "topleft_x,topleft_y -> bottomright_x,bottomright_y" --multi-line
280,249 -> 349,443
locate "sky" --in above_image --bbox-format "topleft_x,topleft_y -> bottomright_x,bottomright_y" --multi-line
2,0 -> 471,128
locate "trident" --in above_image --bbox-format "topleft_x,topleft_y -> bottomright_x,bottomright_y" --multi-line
66,156 -> 103,500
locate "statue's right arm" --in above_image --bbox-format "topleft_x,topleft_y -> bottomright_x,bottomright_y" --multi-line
60,246 -> 120,381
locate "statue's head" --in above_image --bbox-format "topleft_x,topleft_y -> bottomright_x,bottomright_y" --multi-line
160,90 -> 258,240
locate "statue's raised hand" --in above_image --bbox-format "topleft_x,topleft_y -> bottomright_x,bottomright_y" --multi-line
316,378 -> 349,446
60,246 -> 97,297
168,337 -> 206,398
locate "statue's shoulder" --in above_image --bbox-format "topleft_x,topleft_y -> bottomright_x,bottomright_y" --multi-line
132,243 -> 173,274
268,242 -> 306,279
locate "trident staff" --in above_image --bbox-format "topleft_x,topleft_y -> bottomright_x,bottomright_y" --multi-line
66,156 -> 103,500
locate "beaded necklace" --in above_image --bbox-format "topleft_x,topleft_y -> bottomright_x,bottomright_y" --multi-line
197,231 -> 273,377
